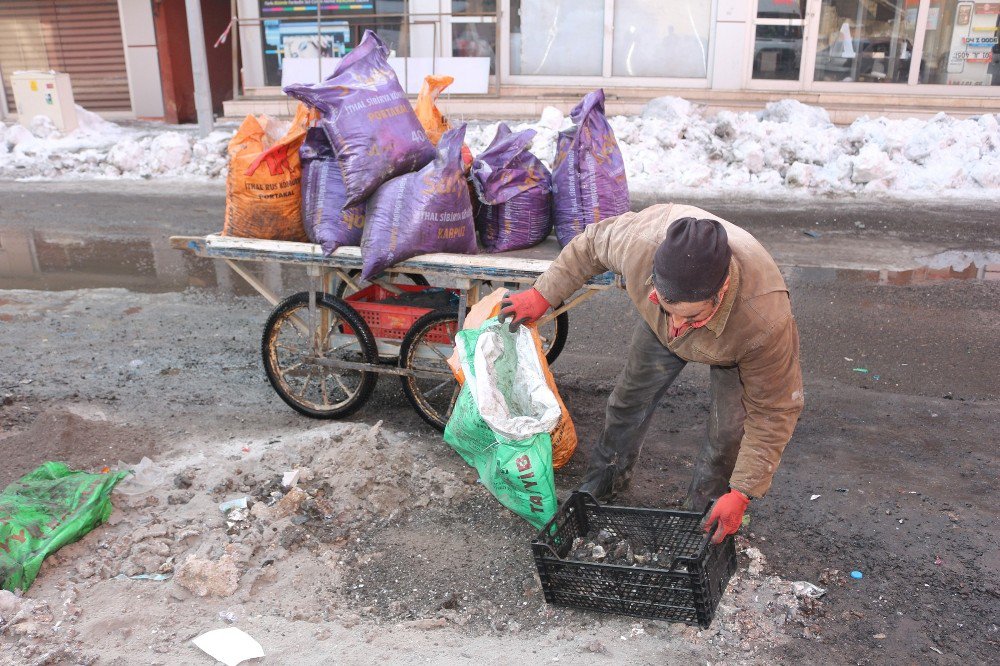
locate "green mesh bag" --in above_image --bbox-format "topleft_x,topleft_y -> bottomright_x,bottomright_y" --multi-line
1,462 -> 128,592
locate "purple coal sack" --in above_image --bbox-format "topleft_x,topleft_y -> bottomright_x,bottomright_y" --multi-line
360,125 -> 477,281
283,31 -> 436,207
471,123 -> 552,253
551,89 -> 630,247
299,127 -> 365,255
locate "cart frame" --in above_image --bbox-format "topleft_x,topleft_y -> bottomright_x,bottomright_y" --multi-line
171,234 -> 616,426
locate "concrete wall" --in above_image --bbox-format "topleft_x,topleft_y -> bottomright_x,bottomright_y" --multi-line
118,0 -> 166,118
712,0 -> 751,90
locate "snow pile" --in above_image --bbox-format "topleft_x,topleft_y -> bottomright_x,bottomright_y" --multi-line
3,99 -> 1000,197
0,106 -> 231,180
466,97 -> 1000,198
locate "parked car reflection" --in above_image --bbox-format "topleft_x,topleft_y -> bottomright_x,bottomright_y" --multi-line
753,25 -> 804,80
815,37 -> 913,82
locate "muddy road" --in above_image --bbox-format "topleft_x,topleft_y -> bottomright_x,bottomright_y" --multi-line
1,180 -> 998,664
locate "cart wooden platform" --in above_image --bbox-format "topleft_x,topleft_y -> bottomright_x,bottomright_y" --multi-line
171,234 -> 616,430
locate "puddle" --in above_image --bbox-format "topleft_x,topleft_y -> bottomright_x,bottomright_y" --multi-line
1,227 -> 997,295
0,228 -> 309,296
784,262 -> 997,286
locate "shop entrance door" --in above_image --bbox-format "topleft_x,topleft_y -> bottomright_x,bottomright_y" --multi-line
747,1 -> 991,93
750,0 -> 813,84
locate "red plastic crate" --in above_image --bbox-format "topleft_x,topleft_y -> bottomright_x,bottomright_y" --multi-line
343,284 -> 457,344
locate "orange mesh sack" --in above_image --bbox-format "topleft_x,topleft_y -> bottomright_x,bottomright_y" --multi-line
223,103 -> 316,241
446,290 -> 578,469
414,75 -> 473,168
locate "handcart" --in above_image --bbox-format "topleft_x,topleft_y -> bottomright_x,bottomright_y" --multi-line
170,234 -> 615,430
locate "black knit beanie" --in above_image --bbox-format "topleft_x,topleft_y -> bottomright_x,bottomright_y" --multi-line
652,217 -> 732,302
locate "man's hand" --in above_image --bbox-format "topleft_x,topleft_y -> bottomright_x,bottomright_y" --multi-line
704,489 -> 749,544
498,288 -> 550,332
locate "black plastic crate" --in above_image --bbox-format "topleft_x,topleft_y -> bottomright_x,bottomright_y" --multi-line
531,492 -> 738,629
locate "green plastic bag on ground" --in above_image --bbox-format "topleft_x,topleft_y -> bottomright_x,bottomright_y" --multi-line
0,462 -> 128,592
444,317 -> 560,529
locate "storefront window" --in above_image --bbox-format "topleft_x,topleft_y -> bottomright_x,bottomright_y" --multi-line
813,0 -> 917,83
754,26 -> 805,79
758,0 -> 806,20
510,0 -> 605,76
258,0 -> 404,87
452,0 -> 497,13
450,1 -> 497,74
919,1 -> 1000,86
452,23 -> 496,73
752,1 -> 807,80
611,0 -> 711,77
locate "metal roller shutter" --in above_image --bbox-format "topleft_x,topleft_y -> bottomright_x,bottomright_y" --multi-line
0,0 -> 131,114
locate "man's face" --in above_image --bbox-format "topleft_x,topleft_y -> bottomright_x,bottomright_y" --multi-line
651,289 -> 717,328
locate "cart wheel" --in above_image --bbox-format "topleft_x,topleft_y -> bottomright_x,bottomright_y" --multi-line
398,309 -> 463,431
261,292 -> 378,419
335,269 -> 429,298
538,307 -> 569,366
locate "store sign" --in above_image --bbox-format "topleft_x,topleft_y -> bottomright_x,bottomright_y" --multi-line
963,36 -> 998,45
944,1 -> 997,84
260,1 -> 374,13
947,2 -> 976,74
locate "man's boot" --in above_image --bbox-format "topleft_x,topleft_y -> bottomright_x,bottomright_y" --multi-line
577,463 -> 618,502
577,459 -> 639,502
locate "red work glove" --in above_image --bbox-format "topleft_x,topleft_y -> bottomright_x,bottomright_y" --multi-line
704,489 -> 750,544
498,288 -> 551,332
461,144 -> 473,172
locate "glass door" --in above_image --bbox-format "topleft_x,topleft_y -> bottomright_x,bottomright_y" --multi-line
447,1 -> 498,74
503,0 -> 714,86
812,0 -> 918,83
752,0 -> 810,81
916,0 -> 1000,87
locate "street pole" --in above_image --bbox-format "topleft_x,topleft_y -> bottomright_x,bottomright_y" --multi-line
0,71 -> 8,121
184,0 -> 214,136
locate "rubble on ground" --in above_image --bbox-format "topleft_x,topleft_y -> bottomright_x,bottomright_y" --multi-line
0,418 -> 826,662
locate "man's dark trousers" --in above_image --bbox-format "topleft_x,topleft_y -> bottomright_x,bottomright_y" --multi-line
579,320 -> 747,510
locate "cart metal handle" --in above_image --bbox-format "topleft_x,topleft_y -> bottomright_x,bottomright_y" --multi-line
308,356 -> 455,380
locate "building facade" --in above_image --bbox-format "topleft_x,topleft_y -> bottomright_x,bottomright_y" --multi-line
226,0 -> 999,121
0,0 -> 234,123
2,1 -> 998,123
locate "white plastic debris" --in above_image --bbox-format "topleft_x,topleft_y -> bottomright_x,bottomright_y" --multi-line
219,497 -> 250,513
810,494 -> 821,501
114,457 -> 165,496
281,469 -> 301,490
537,106 -> 564,130
191,627 -> 264,666
227,508 -> 249,523
791,581 -> 827,599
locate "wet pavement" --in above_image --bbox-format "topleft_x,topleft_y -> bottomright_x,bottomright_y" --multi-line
2,226 -> 997,295
2,181 -> 998,295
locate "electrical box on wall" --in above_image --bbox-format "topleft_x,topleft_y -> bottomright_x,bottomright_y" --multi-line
10,71 -> 78,132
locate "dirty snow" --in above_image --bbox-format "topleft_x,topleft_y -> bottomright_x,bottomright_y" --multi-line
465,97 -> 1000,199
0,106 -> 231,181
2,99 -> 999,199
0,410 -> 827,664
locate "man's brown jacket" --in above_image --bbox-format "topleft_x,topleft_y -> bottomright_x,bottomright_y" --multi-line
535,203 -> 804,498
